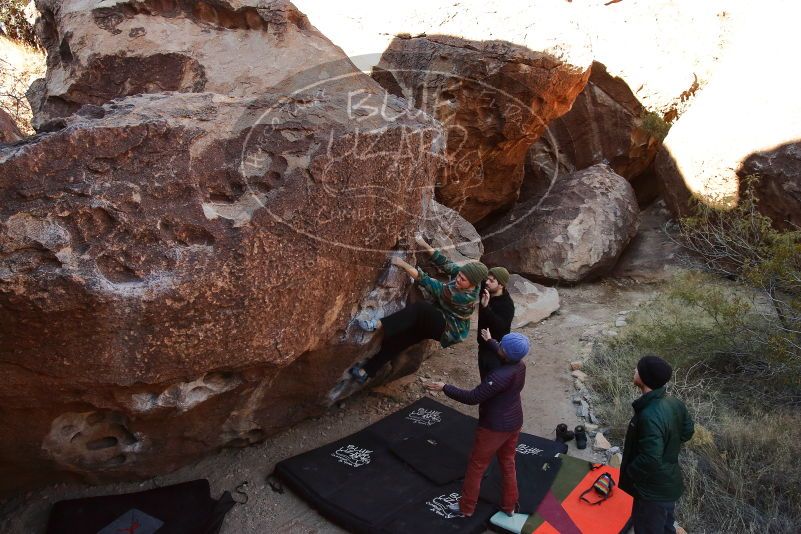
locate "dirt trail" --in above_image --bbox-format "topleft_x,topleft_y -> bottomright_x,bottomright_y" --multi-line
0,280 -> 659,534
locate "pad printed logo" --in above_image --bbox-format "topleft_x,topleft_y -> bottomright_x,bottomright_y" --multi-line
331,444 -> 372,467
516,444 -> 544,456
406,407 -> 442,426
426,492 -> 462,519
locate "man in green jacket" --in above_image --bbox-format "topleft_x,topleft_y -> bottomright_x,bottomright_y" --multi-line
620,355 -> 694,534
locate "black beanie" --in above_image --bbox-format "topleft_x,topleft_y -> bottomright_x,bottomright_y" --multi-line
637,355 -> 673,389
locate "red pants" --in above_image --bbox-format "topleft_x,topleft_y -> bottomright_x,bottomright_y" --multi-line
459,426 -> 521,515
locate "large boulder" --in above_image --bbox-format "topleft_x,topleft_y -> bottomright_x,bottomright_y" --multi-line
30,0 -> 349,129
482,164 -> 639,283
523,61 -> 665,207
656,1 -> 801,225
373,35 -> 590,224
0,2 -> 445,494
738,142 -> 801,231
0,108 -> 24,143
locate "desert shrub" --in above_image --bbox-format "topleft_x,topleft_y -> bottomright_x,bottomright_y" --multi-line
586,277 -> 801,531
0,1 -> 37,47
640,110 -> 670,141
0,34 -> 45,134
587,184 -> 801,531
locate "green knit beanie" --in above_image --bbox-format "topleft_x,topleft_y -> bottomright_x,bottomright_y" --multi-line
459,261 -> 488,286
488,267 -> 510,287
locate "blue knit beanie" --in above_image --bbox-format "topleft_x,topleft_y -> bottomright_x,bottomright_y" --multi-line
500,333 -> 530,362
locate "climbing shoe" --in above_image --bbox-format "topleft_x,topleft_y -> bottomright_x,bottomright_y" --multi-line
447,502 -> 472,518
555,423 -> 575,443
357,318 -> 378,332
501,502 -> 520,517
575,425 -> 588,450
348,363 -> 369,385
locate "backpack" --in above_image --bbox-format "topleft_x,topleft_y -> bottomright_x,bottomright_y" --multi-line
579,472 -> 615,505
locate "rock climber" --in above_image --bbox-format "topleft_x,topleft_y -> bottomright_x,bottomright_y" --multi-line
347,234 -> 488,384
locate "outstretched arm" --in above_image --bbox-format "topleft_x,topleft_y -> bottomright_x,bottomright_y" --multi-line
391,255 -> 419,280
416,234 -> 461,277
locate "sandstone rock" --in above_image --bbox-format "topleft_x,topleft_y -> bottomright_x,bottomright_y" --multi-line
593,432 -> 612,451
30,0 -> 351,129
571,370 -> 588,382
569,361 -> 583,371
656,2 -> 801,226
523,61 -> 664,207
418,199 -> 483,266
739,142 -> 801,231
372,34 -> 590,223
0,2 -> 445,492
505,274 -> 560,328
609,452 -> 622,468
482,164 -> 640,283
0,109 -> 24,143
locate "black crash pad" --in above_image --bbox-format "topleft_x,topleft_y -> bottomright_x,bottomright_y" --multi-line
275,397 -> 566,534
46,479 -> 235,534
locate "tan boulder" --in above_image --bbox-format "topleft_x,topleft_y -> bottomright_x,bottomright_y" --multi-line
506,274 -> 560,328
482,164 -> 639,283
373,34 -> 590,223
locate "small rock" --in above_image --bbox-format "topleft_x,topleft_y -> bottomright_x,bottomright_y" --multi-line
603,329 -> 618,337
583,423 -> 599,431
593,433 -> 612,451
607,446 -> 620,455
577,400 -> 589,418
615,317 -> 627,327
571,370 -> 588,381
588,411 -> 600,425
569,361 -> 583,371
609,452 -> 622,468
573,378 -> 584,390
571,395 -> 582,405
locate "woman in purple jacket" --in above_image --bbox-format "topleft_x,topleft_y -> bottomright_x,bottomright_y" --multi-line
425,332 -> 530,517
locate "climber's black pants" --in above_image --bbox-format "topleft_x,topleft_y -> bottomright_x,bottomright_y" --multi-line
361,301 -> 447,377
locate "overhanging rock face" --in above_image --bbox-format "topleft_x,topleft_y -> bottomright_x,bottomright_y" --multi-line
0,0 -> 445,493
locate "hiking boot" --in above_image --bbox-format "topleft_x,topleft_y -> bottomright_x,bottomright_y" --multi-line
446,502 -> 472,518
348,363 -> 369,385
356,318 -> 378,332
575,425 -> 588,449
555,423 -> 575,443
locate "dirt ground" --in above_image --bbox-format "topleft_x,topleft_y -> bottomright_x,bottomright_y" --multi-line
0,277 -> 662,534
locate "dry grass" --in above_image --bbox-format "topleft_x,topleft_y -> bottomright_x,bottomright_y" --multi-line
586,275 -> 801,533
0,34 -> 45,134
